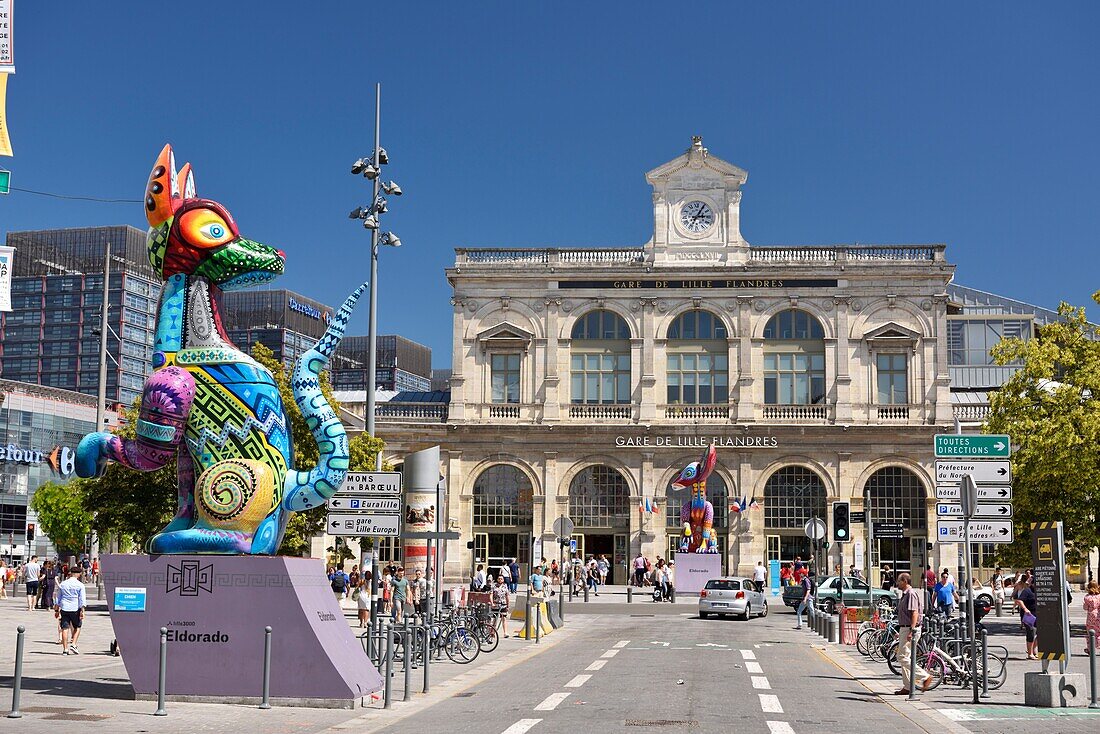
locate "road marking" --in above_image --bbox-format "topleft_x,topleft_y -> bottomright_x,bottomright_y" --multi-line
535,692 -> 571,711
613,640 -> 630,648
746,661 -> 763,674
501,720 -> 542,734
751,676 -> 771,690
601,649 -> 619,658
740,649 -> 757,660
649,640 -> 670,646
585,660 -> 607,671
767,722 -> 796,733
564,674 -> 591,688
697,643 -> 727,647
759,694 -> 783,713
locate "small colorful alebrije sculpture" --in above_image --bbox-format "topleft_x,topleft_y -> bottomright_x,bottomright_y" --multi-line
674,444 -> 719,553
75,144 -> 365,555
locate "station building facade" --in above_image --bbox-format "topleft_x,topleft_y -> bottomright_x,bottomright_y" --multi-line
375,138 -> 1048,584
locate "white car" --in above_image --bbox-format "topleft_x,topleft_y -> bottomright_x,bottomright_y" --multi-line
698,577 -> 768,620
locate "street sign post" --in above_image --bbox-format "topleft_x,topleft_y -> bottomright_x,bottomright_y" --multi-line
339,471 -> 402,495
936,485 -> 1012,501
873,522 -> 904,539
327,513 -> 400,537
934,434 -> 1011,458
936,520 -> 1013,543
935,460 -> 1011,485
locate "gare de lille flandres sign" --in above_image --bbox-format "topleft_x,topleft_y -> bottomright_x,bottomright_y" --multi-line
615,435 -> 779,448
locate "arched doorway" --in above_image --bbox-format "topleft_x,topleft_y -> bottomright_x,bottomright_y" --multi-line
473,465 -> 534,579
569,465 -> 630,583
763,466 -> 827,566
666,471 -> 730,572
864,466 -> 928,578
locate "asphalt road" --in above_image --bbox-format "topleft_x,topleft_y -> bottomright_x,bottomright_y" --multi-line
380,609 -> 924,734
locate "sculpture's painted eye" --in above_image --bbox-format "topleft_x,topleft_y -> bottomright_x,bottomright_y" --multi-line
178,208 -> 236,248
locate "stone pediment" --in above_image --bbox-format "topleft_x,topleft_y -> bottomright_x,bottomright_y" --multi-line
864,322 -> 921,346
476,322 -> 534,351
645,136 -> 748,188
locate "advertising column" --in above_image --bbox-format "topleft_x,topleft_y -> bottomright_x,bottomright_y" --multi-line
402,446 -> 440,574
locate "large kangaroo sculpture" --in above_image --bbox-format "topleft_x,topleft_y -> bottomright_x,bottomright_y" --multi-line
75,144 -> 364,555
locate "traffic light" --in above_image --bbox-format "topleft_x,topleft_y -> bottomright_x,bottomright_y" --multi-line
832,502 -> 850,543
466,540 -> 475,550
26,523 -> 35,542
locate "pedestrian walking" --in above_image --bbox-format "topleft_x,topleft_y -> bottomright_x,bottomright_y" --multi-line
597,554 -> 609,585
894,573 -> 932,695
23,555 -> 41,612
795,571 -> 815,629
587,559 -> 601,596
0,559 -> 7,599
492,576 -> 511,637
633,553 -> 646,587
529,565 -> 545,599
1014,574 -> 1039,659
508,558 -> 520,593
779,562 -> 792,586
328,566 -> 349,602
389,567 -> 409,622
472,564 -> 488,592
91,557 -> 100,585
933,571 -> 959,618
881,564 -> 894,591
500,559 -> 512,591
54,566 -> 86,655
792,556 -> 807,584
381,566 -> 393,615
355,576 -> 370,627
1082,581 -> 1100,654
753,561 -> 766,593
411,568 -> 429,617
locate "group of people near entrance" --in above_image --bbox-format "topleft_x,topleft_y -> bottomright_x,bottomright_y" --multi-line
327,563 -> 433,627
4,555 -> 89,655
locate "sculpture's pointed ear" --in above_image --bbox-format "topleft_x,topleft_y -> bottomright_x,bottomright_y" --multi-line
177,162 -> 196,200
145,144 -> 181,228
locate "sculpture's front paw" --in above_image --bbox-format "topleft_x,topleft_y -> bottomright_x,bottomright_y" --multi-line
75,432 -> 112,478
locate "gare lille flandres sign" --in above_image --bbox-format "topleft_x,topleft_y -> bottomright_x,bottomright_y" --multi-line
615,435 -> 779,448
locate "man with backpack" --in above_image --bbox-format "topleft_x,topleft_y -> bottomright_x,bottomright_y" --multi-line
329,567 -> 349,601
795,571 -> 816,629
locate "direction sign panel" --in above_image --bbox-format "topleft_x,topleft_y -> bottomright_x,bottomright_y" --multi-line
937,520 -> 1013,543
936,502 -> 1013,519
935,460 -> 1011,485
326,495 -> 400,513
327,513 -> 401,537
873,522 -> 905,539
339,471 -> 402,496
936,485 -> 1012,501
934,434 -> 1011,458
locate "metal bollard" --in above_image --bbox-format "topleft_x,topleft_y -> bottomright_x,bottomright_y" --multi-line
383,624 -> 393,709
670,586 -> 676,603
584,582 -> 589,603
908,627 -> 918,701
627,586 -> 632,604
980,629 -> 990,698
1089,630 -> 1099,709
535,602 -> 542,644
422,625 -> 431,694
7,625 -> 25,719
154,627 -> 168,716
402,621 -> 412,701
559,591 -> 566,622
525,595 -> 532,641
259,626 -> 272,709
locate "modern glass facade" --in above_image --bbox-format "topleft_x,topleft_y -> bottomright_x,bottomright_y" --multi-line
2,226 -> 158,407
221,289 -> 337,368
332,334 -> 432,392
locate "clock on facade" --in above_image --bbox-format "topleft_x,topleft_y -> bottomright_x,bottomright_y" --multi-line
679,200 -> 714,233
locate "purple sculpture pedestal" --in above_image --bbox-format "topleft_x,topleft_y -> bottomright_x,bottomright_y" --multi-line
102,554 -> 381,708
674,552 -> 723,595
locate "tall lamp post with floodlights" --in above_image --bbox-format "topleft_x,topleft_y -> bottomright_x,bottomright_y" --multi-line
348,82 -> 402,633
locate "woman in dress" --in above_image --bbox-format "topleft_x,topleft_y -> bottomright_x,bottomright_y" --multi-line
356,575 -> 371,628
491,576 -> 511,638
1082,581 -> 1100,655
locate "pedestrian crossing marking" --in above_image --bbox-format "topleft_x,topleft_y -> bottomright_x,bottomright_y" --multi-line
759,694 -> 783,713
751,676 -> 771,690
564,674 -> 591,688
740,649 -> 757,660
613,640 -> 630,648
535,692 -> 571,711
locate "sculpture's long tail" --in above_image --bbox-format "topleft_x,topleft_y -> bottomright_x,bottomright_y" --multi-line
282,283 -> 367,511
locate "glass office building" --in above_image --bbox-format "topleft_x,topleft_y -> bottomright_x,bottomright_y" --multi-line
332,334 -> 432,392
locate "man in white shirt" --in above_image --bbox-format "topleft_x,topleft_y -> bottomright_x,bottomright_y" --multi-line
54,567 -> 87,654
23,556 -> 41,612
753,561 -> 767,593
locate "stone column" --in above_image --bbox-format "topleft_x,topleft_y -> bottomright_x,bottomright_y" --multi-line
833,297 -> 853,422
638,450 -> 656,557
448,298 -> 467,421
736,297 -> 755,422
543,298 -> 561,421
932,292 -> 953,425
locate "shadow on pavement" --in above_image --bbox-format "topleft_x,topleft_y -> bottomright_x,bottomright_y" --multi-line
6,676 -> 132,700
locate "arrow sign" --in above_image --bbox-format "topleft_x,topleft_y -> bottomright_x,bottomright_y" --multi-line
649,641 -> 670,646
327,512 -> 400,537
936,503 -> 1013,518
934,434 -> 1011,458
325,496 -> 401,513
936,485 -> 1012,501
937,519 -> 1013,543
935,460 -> 1011,485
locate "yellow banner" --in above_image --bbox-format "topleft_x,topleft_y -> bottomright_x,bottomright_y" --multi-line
0,73 -> 10,156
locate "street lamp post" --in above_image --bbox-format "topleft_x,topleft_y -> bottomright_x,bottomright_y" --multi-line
349,82 -> 403,633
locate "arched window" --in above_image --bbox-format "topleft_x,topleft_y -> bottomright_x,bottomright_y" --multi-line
763,466 -> 826,529
473,465 -> 534,527
569,466 -> 630,527
667,471 -> 729,529
666,311 -> 729,405
763,309 -> 826,405
570,310 -> 631,404
864,467 -> 926,531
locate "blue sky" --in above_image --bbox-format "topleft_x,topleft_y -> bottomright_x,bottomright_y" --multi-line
2,3 -> 1098,368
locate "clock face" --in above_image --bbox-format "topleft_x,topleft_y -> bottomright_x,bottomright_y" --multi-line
680,200 -> 714,233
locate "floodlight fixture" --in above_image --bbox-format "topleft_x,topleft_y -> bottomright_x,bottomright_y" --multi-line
381,180 -> 402,196
348,206 -> 363,219
362,214 -> 379,230
376,147 -> 389,165
379,232 -> 401,247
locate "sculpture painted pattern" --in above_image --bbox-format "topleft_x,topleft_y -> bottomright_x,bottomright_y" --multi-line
675,444 -> 719,554
75,144 -> 365,555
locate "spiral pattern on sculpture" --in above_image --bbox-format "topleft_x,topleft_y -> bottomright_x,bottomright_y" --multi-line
198,461 -> 255,521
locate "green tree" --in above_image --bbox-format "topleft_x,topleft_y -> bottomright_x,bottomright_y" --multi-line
985,299 -> 1100,567
31,481 -> 93,555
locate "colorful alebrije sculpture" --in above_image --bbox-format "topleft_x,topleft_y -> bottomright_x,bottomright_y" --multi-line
674,444 -> 719,554
75,144 -> 365,555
